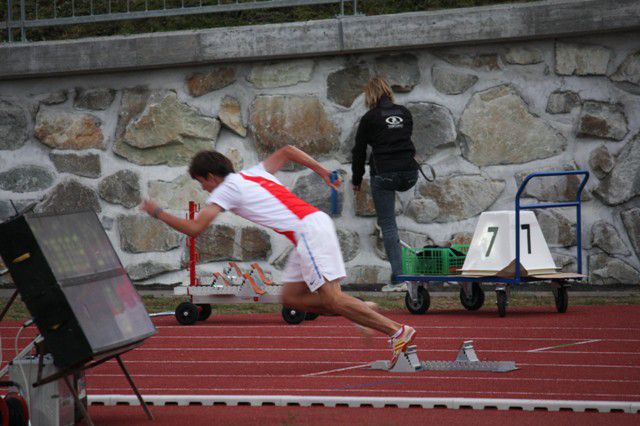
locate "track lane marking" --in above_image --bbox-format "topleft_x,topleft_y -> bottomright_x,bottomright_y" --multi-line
301,364 -> 372,377
528,339 -> 602,352
140,335 -> 640,342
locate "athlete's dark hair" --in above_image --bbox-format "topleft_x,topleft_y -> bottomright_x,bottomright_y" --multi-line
189,150 -> 235,179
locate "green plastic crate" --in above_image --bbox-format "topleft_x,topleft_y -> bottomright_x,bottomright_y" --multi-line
402,244 -> 469,276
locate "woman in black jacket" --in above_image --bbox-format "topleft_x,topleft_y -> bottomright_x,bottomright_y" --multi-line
352,77 -> 419,292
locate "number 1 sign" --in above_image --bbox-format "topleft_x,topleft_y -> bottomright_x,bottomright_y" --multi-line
461,211 -> 557,277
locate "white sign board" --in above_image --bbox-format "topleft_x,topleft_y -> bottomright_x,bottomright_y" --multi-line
461,211 -> 557,277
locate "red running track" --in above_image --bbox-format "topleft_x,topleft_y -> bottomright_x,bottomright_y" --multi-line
2,304 -> 640,424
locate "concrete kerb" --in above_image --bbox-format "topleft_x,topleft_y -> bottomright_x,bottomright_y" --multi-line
1,0 -> 640,79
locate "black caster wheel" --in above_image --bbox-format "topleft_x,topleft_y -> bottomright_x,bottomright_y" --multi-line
304,312 -> 320,321
197,304 -> 213,321
460,282 -> 485,311
4,392 -> 29,426
554,286 -> 569,313
404,286 -> 430,315
282,306 -> 306,324
175,302 -> 199,325
496,290 -> 508,318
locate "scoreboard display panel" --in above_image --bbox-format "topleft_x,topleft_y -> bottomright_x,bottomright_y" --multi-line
0,211 -> 156,368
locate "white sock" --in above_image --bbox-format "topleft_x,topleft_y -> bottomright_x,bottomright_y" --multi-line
391,325 -> 404,339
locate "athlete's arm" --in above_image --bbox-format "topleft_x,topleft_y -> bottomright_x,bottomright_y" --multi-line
263,145 -> 341,189
141,200 -> 222,238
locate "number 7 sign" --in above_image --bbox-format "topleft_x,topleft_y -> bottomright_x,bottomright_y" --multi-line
462,211 -> 557,277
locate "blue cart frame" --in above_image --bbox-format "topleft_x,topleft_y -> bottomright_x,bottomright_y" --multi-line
397,170 -> 590,317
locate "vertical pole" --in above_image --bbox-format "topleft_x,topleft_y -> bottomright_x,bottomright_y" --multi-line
189,201 -> 197,287
515,200 -> 521,283
19,0 -> 25,41
7,0 -> 13,42
330,171 -> 338,216
63,375 -> 95,426
353,0 -> 358,15
576,201 -> 582,275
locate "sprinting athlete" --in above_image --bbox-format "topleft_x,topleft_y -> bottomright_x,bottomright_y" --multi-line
141,145 -> 416,366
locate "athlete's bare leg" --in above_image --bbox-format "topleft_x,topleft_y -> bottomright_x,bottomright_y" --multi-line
282,280 -> 400,336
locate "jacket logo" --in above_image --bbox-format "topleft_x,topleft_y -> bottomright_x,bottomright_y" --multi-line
385,116 -> 404,128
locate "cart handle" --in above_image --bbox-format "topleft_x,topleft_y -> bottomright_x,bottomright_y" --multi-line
514,170 -> 590,281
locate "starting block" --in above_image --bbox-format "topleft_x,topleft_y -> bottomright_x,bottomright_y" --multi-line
370,340 -> 517,373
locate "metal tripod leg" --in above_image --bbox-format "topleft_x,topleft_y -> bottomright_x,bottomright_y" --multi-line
116,355 -> 154,420
0,290 -> 18,322
63,375 -> 94,426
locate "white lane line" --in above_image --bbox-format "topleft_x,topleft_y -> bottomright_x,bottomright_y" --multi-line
301,364 -> 371,377
127,347 -> 640,355
87,387 -> 640,399
94,359 -> 640,369
87,394 -> 640,413
528,339 -> 602,353
87,373 -> 640,383
140,335 -> 640,342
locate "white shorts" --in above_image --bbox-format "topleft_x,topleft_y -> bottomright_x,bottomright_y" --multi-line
282,211 -> 347,292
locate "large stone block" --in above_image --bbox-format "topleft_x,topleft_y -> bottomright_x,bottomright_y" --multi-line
219,96 -> 246,137
0,99 -> 29,150
35,109 -> 104,150
459,85 -> 566,166
346,264 -> 391,285
0,165 -> 54,193
247,59 -> 314,88
49,152 -> 101,178
405,198 -> 439,224
35,179 -> 102,214
118,215 -> 182,253
98,170 -> 141,208
292,171 -> 345,216
126,261 -> 181,281
407,102 -> 456,160
431,65 -> 477,95
186,66 -> 236,97
74,88 -> 116,111
537,209 -> 576,247
337,229 -> 360,263
353,178 -> 403,218
326,65 -> 370,108
594,133 -> 640,205
435,52 -> 501,70
622,208 -> 640,259
591,221 -> 630,256
610,50 -> 640,94
240,227 -> 271,260
115,87 -> 151,141
191,224 -> 235,262
373,54 -> 420,93
588,145 -> 614,180
249,95 -> 339,161
555,42 -> 611,76
416,175 -> 505,223
504,46 -> 544,65
114,93 -> 220,166
515,164 -> 590,202
546,90 -> 581,114
577,101 -> 628,141
589,252 -> 640,285
148,175 -> 208,209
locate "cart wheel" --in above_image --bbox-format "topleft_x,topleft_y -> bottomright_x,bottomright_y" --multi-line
304,312 -> 320,321
459,283 -> 485,311
496,290 -> 508,318
404,286 -> 430,315
175,302 -> 199,325
282,307 -> 306,324
554,286 -> 569,313
197,304 -> 213,321
4,393 -> 28,426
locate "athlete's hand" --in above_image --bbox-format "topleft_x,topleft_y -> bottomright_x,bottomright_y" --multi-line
322,169 -> 342,190
141,199 -> 159,217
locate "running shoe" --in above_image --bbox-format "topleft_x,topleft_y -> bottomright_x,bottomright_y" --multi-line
389,325 -> 417,368
381,282 -> 408,292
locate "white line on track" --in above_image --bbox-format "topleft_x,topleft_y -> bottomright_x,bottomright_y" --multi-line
129,347 -> 640,355
528,339 -> 602,352
301,364 -> 371,377
94,359 -> 640,369
87,373 -> 640,383
86,387 -> 640,399
141,335 -> 640,342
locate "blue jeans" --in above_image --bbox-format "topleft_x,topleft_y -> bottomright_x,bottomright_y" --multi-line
370,170 -> 419,283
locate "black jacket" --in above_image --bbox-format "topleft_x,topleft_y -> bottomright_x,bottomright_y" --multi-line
351,95 -> 417,186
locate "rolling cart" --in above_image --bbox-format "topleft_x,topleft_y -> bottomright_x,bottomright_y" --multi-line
397,170 -> 590,317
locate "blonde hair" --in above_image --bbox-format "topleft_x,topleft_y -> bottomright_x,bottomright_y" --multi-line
364,77 -> 394,109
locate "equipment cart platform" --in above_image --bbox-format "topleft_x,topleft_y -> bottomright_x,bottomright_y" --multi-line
396,170 -> 589,317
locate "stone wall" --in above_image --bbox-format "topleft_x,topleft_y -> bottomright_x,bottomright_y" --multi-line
1,31 -> 639,286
